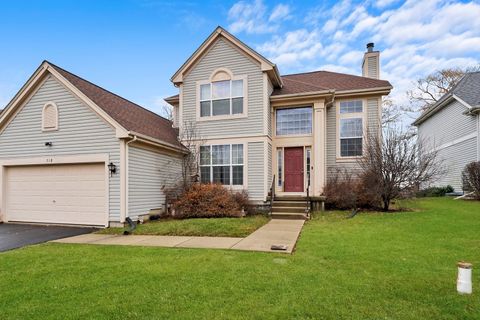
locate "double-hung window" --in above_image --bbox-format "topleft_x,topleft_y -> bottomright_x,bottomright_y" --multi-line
200,79 -> 244,117
276,107 -> 312,136
200,144 -> 244,186
339,100 -> 364,157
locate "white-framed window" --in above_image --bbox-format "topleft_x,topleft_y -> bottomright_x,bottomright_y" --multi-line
338,100 -> 364,157
306,148 -> 311,186
200,144 -> 244,186
42,102 -> 58,131
276,107 -> 312,136
200,79 -> 244,117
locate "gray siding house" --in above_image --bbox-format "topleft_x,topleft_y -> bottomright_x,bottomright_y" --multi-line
167,27 -> 391,204
414,72 -> 480,192
0,26 -> 392,227
0,62 -> 186,227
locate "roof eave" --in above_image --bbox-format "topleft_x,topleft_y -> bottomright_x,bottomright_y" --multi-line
271,86 -> 392,101
413,94 -> 455,126
128,131 -> 188,154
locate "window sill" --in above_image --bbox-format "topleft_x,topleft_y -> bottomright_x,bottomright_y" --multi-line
196,114 -> 248,122
274,134 -> 313,139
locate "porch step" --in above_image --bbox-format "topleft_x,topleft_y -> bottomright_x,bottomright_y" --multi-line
271,212 -> 309,220
274,196 -> 309,202
272,201 -> 309,207
272,206 -> 308,214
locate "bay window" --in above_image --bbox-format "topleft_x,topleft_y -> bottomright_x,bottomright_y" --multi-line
200,144 -> 244,186
200,79 -> 244,117
339,100 -> 364,157
276,107 -> 312,136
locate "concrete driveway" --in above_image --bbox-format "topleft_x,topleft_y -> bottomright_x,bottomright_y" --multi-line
0,223 -> 96,252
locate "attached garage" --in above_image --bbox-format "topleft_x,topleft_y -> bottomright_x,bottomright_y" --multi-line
0,61 -> 186,227
5,163 -> 107,226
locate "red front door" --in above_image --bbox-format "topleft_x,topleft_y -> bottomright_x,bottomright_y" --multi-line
284,147 -> 304,192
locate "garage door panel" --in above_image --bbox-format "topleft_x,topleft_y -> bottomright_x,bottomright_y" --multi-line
6,163 -> 106,226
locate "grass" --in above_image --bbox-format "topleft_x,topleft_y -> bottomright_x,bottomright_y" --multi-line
0,198 -> 479,319
96,215 -> 270,238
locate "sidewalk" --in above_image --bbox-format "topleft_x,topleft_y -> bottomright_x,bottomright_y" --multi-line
52,219 -> 305,254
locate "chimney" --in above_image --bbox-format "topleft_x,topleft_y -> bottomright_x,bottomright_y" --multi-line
362,42 -> 380,79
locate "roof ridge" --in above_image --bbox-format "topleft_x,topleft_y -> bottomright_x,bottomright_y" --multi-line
46,60 -> 172,125
282,69 -> 386,82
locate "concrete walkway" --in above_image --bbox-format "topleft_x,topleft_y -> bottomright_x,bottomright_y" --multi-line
52,219 -> 305,254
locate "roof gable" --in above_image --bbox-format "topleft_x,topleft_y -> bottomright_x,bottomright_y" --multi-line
0,61 -> 184,151
171,26 -> 283,87
414,71 -> 480,125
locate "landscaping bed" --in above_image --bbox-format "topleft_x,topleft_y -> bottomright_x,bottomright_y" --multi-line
96,215 -> 269,238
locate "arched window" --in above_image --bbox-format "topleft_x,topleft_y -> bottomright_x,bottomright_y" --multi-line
42,102 -> 58,131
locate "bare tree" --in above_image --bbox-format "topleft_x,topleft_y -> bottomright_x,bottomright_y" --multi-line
179,120 -> 204,189
405,67 -> 480,114
358,127 -> 444,211
160,104 -> 173,121
381,97 -> 403,127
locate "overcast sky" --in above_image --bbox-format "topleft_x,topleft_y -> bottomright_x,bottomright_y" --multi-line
1,0 -> 479,119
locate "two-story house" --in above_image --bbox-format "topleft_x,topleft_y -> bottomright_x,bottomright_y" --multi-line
166,27 -> 392,205
414,72 -> 480,192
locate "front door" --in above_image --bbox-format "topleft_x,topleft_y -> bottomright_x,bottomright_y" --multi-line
284,147 -> 304,192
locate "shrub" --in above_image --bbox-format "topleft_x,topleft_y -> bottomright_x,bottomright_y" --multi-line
462,161 -> 480,200
416,185 -> 454,197
169,183 -> 248,218
323,169 -> 380,210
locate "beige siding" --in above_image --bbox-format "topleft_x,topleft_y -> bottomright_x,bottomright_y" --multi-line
0,75 -> 121,221
418,100 -> 477,146
266,78 -> 274,137
368,56 -> 378,78
248,141 -> 266,201
182,37 -> 265,138
267,142 -> 272,191
128,144 -> 183,218
326,97 -> 380,177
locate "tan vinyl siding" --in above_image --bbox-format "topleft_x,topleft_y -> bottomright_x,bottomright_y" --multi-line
267,78 -> 274,137
434,137 -> 477,191
128,144 -> 183,219
368,56 -> 378,79
418,100 -> 477,146
326,97 -> 380,177
0,75 -> 121,221
248,141 -> 266,201
182,37 -> 265,138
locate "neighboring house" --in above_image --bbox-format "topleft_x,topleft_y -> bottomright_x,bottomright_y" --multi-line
0,61 -> 186,227
166,26 -> 392,204
414,72 -> 480,192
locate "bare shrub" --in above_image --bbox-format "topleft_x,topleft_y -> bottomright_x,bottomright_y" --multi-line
462,161 -> 480,200
323,169 -> 380,210
169,183 -> 248,218
358,127 -> 444,211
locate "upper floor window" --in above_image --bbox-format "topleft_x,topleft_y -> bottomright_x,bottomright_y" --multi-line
199,69 -> 245,118
200,144 -> 244,186
276,107 -> 312,136
42,102 -> 58,131
339,100 -> 364,157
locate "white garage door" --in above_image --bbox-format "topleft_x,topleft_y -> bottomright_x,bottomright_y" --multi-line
6,163 -> 106,226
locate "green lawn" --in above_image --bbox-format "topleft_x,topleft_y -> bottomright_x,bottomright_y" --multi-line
96,215 -> 270,238
0,198 -> 478,319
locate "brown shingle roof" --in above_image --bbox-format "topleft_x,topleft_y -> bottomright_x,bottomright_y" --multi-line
272,70 -> 392,96
49,62 -> 183,150
166,70 -> 391,99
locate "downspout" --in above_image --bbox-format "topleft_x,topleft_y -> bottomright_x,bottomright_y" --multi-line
123,135 -> 137,224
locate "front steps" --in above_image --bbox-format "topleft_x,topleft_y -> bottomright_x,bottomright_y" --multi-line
271,197 -> 310,220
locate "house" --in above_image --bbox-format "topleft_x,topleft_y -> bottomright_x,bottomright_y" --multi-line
0,26 -> 392,227
166,26 -> 392,204
414,72 -> 480,192
0,62 -> 187,227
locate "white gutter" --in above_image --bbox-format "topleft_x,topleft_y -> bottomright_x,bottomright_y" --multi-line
127,131 -> 188,154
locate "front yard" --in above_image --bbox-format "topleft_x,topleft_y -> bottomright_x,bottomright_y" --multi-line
97,215 -> 269,238
0,198 -> 478,319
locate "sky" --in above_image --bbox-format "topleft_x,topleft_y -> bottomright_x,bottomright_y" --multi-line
0,0 -> 479,119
